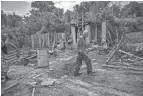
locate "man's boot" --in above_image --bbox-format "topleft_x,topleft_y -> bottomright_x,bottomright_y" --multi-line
87,71 -> 96,76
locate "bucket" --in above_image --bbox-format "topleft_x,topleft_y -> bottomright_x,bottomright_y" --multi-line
37,49 -> 49,68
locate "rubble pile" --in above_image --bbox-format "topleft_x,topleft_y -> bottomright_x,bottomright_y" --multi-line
103,48 -> 143,75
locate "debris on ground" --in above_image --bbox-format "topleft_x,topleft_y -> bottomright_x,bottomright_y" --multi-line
2,41 -> 143,96
41,78 -> 57,87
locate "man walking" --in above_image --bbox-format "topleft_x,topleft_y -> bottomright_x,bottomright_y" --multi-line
74,30 -> 95,76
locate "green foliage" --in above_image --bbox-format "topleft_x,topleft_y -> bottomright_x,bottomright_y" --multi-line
1,1 -> 143,48
121,1 -> 142,17
73,1 -> 111,22
1,10 -> 7,27
63,10 -> 72,23
31,1 -> 55,12
1,11 -> 22,28
30,1 -> 69,34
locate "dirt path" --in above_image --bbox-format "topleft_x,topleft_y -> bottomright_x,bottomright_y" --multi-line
2,51 -> 143,96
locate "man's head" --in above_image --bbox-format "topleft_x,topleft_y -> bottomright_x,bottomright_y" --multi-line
83,30 -> 89,39
2,33 -> 8,41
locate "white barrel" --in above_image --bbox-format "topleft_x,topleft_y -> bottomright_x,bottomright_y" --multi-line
37,49 -> 49,68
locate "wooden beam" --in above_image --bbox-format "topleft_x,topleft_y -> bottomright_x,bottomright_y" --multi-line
106,36 -> 125,64
32,87 -> 36,96
52,33 -> 56,51
118,50 -> 143,60
106,21 -> 116,38
102,64 -> 143,71
107,28 -> 112,43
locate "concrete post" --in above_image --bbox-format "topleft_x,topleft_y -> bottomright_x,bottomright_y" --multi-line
85,24 -> 91,45
102,22 -> 107,44
94,24 -> 97,43
71,26 -> 76,48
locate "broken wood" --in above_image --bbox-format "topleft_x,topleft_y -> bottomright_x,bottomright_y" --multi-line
107,42 -> 118,57
106,36 -> 125,64
107,28 -> 112,43
32,73 -> 43,79
32,87 -> 36,96
102,64 -> 143,71
2,80 -> 20,94
26,54 -> 37,59
118,50 -> 143,60
52,33 -> 56,51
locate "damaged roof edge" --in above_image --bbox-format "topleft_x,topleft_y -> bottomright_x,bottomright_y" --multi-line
70,20 -> 102,26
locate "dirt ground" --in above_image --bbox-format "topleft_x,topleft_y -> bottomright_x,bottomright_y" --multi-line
2,50 -> 143,96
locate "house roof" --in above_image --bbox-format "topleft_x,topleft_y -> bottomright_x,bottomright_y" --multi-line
125,32 -> 143,44
70,17 -> 102,26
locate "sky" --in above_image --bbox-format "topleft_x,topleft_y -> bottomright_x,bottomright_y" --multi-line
1,1 -> 142,16
1,1 -> 83,16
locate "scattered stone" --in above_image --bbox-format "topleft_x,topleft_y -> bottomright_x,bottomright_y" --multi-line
61,75 -> 68,79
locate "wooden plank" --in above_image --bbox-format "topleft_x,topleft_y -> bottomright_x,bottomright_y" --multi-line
47,33 -> 50,47
41,34 -> 44,48
107,43 -> 118,57
34,34 -> 37,48
44,34 -> 47,47
7,57 -> 17,63
31,35 -> 34,48
32,35 -> 35,48
102,64 -> 143,71
41,34 -> 43,48
107,28 -> 112,43
8,50 -> 17,54
47,33 -> 49,47
39,34 -> 41,48
26,54 -> 37,59
32,87 -> 36,96
45,34 -> 48,47
2,80 -> 19,92
107,21 -> 116,37
36,34 -> 39,48
7,52 -> 17,58
118,50 -> 143,60
7,54 -> 17,60
43,34 -> 45,47
115,27 -> 118,41
106,36 -> 125,64
52,33 -> 56,51
31,33 -> 50,48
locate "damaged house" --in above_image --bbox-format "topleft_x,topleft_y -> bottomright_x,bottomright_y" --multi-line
70,19 -> 117,48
